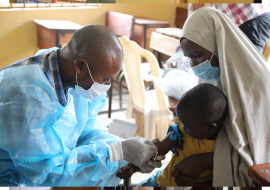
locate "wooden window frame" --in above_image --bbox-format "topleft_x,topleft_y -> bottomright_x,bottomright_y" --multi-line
0,2 -> 101,9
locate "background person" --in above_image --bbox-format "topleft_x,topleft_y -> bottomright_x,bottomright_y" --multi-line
188,3 -> 270,54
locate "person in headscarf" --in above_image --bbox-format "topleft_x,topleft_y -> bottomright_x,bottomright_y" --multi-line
187,3 -> 270,54
170,7 -> 270,186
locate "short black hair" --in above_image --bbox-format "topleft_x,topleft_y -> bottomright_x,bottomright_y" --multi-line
69,24 -> 123,65
176,83 -> 228,124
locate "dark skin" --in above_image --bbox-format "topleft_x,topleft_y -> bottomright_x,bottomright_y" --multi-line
117,108 -> 221,186
171,109 -> 223,186
169,38 -> 222,186
179,110 -> 221,140
180,38 -> 219,68
117,39 -> 222,186
57,43 -> 122,92
116,132 -> 184,179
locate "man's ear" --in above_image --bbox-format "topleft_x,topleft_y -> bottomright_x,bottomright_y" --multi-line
74,58 -> 86,74
208,123 -> 217,131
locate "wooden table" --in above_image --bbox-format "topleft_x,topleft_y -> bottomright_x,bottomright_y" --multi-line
151,28 -> 182,67
33,19 -> 83,48
133,17 -> 170,50
149,31 -> 179,68
150,31 -> 180,57
99,118 -> 136,126
156,27 -> 182,39
249,163 -> 270,186
150,30 -> 181,114
168,96 -> 178,113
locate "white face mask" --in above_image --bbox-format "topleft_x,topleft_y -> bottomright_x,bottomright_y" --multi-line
74,61 -> 111,99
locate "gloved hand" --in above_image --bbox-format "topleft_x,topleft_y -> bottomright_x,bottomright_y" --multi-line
139,137 -> 165,173
139,155 -> 165,173
108,137 -> 158,166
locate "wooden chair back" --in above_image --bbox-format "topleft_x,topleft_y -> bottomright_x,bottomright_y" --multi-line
106,11 -> 135,39
175,7 -> 188,28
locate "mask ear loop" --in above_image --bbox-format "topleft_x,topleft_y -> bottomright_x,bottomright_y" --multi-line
85,61 -> 95,83
209,54 -> 214,62
74,58 -> 80,86
76,72 -> 78,86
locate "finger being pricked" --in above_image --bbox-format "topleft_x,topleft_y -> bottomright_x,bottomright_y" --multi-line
156,155 -> 166,161
148,160 -> 162,168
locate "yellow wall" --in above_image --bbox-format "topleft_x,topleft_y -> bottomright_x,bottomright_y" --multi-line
9,0 -> 255,2
187,0 -> 253,2
0,3 -> 187,68
9,0 -> 175,2
117,0 -> 175,2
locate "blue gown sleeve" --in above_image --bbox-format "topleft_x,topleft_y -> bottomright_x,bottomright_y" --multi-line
0,65 -> 126,187
50,89 -> 127,187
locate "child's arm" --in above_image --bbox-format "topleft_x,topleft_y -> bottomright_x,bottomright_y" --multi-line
116,125 -> 182,179
156,131 -> 180,156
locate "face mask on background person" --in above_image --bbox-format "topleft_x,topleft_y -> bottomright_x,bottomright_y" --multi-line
191,54 -> 220,80
75,61 -> 111,99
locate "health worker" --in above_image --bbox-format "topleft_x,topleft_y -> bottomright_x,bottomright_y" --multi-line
0,24 -> 163,186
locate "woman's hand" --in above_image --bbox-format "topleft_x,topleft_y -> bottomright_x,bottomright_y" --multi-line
175,175 -> 198,186
175,175 -> 212,186
171,153 -> 214,179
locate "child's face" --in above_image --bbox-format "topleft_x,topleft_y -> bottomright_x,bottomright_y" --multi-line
178,110 -> 215,139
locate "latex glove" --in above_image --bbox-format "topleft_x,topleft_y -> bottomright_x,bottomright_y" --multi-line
139,137 -> 165,173
139,155 -> 165,173
108,137 -> 158,166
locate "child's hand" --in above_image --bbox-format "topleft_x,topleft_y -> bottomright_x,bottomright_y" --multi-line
116,164 -> 135,179
171,139 -> 184,156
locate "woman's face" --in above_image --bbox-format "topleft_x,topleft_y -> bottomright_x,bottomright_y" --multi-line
180,38 -> 219,67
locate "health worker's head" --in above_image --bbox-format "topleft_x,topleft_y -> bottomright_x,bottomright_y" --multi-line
59,24 -> 123,92
176,83 -> 228,140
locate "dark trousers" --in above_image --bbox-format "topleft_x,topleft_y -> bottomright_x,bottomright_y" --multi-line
239,12 -> 270,54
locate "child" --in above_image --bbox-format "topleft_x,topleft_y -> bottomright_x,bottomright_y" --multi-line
116,83 -> 228,186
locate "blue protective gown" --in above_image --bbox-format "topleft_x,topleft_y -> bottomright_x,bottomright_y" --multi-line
0,64 -> 127,186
